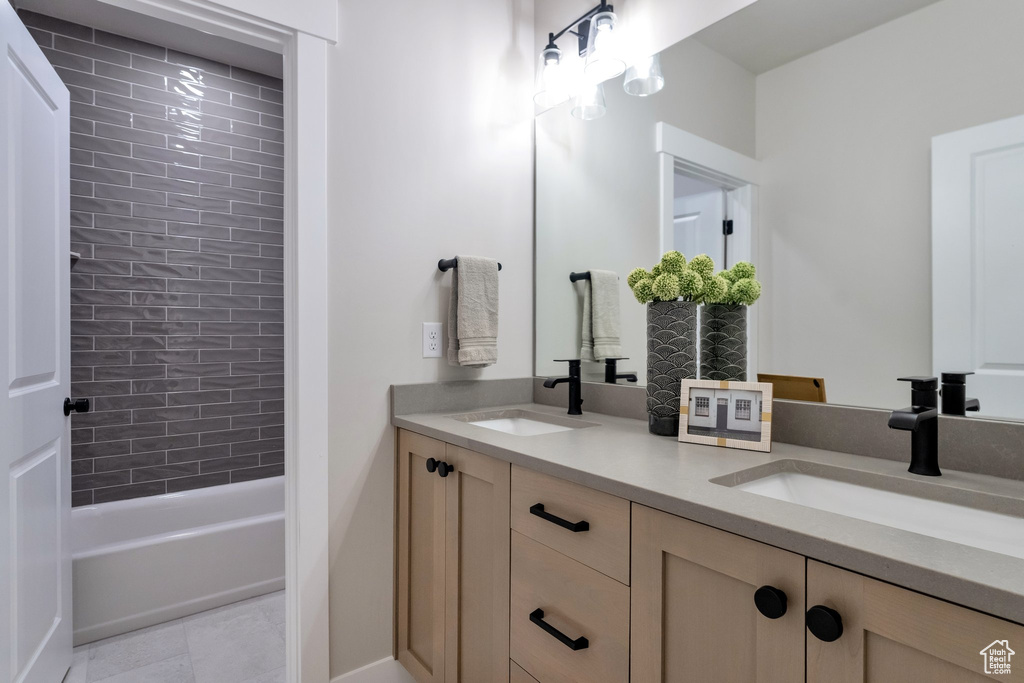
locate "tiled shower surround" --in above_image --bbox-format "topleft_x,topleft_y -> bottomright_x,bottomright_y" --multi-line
19,11 -> 286,506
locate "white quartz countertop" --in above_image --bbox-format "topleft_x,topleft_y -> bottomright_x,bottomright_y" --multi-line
393,402 -> 1024,625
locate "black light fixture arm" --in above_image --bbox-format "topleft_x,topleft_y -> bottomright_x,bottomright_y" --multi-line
546,0 -> 613,54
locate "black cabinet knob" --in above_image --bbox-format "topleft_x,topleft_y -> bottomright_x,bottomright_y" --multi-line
806,605 -> 843,642
437,461 -> 453,478
425,458 -> 438,473
63,398 -> 90,416
754,585 -> 787,619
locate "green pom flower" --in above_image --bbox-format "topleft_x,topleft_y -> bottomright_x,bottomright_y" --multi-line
632,278 -> 655,304
627,267 -> 650,289
731,261 -> 756,280
688,254 -> 715,279
719,268 -> 738,283
702,275 -> 730,304
659,250 -> 686,276
678,269 -> 704,299
652,273 -> 680,301
651,263 -> 663,278
730,278 -> 762,305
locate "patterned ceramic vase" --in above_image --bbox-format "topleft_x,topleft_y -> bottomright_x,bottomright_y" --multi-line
646,300 -> 698,436
700,303 -> 748,381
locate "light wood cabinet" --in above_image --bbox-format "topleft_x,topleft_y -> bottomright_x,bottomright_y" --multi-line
631,504 -> 806,682
806,560 -> 1024,683
510,532 -> 630,683
396,430 -> 511,683
511,465 -> 630,584
397,428 -> 1024,683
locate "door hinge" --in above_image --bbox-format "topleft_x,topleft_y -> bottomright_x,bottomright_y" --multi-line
723,219 -> 734,236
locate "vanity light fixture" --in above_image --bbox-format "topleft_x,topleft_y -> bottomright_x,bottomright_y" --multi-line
584,9 -> 625,82
534,42 -> 569,108
536,0 -> 663,119
623,53 -> 665,96
571,81 -> 607,120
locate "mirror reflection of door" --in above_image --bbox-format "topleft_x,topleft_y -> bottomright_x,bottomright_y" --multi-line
673,175 -> 725,264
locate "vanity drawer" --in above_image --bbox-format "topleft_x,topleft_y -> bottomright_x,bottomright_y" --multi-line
510,660 -> 539,683
511,532 -> 629,683
511,466 -> 630,584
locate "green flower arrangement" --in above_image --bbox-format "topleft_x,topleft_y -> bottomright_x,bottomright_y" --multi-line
704,261 -> 763,306
629,253 -> 764,305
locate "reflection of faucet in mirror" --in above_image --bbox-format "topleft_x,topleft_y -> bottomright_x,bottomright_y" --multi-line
544,359 -> 584,415
940,372 -> 980,416
603,358 -> 637,384
887,377 -> 940,477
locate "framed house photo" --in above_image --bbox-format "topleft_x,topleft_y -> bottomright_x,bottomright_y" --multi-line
679,379 -> 773,453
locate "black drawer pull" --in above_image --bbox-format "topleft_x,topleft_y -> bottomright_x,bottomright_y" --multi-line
530,503 -> 589,532
529,609 -> 589,651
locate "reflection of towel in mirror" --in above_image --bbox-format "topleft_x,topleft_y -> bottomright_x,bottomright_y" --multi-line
447,256 -> 499,367
580,270 -> 621,361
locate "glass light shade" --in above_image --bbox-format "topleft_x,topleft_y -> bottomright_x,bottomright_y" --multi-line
584,11 -> 625,82
571,82 -> 606,120
533,45 -> 570,108
623,54 -> 665,96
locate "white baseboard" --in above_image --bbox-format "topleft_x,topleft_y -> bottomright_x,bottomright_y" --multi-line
330,657 -> 401,682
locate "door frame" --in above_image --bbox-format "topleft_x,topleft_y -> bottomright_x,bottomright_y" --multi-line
95,2 -> 334,680
656,122 -> 761,381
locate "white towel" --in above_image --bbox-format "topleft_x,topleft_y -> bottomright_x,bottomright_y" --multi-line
446,256 -> 499,367
580,269 -> 621,361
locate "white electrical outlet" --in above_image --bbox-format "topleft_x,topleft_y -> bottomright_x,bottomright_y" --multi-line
423,322 -> 443,358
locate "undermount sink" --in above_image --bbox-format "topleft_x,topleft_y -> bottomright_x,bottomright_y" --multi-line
450,409 -> 597,436
714,461 -> 1024,560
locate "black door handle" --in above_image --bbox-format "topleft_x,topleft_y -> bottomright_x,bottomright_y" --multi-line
437,461 -> 453,477
754,585 -> 787,619
426,458 -> 438,473
529,503 -> 589,532
529,609 -> 588,650
63,398 -> 90,416
806,605 -> 843,642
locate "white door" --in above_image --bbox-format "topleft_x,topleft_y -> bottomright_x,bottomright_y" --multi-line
0,4 -> 73,683
933,114 -> 1024,419
672,187 -> 724,263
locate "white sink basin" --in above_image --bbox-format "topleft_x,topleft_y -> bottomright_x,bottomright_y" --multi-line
450,409 -> 597,436
468,417 -> 574,436
733,471 -> 1024,560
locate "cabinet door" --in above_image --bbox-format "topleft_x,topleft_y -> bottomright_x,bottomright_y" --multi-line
444,444 -> 511,683
807,560 -> 1024,682
631,504 -> 805,682
397,430 -> 448,683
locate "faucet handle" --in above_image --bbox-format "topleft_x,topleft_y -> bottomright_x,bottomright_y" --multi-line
897,376 -> 938,388
940,371 -> 974,384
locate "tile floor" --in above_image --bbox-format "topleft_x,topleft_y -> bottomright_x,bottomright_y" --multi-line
65,591 -> 285,683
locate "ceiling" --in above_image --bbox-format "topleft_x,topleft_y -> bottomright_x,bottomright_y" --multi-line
14,0 -> 282,77
693,0 -> 943,75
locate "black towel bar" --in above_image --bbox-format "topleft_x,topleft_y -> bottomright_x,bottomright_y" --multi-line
438,258 -> 502,272
569,271 -> 591,282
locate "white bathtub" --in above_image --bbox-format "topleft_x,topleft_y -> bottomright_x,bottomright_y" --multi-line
72,476 -> 285,645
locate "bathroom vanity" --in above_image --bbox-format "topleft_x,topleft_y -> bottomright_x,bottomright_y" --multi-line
392,396 -> 1024,683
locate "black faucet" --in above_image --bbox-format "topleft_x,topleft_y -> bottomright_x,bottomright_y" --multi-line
888,376 -> 940,476
940,372 -> 980,416
544,359 -> 583,415
604,358 -> 638,384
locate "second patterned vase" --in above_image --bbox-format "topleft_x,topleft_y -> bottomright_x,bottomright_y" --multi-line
700,303 -> 748,381
646,300 -> 698,436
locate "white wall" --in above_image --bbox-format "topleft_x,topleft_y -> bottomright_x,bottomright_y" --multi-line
755,0 -> 1024,409
535,38 -> 755,381
327,0 -> 535,676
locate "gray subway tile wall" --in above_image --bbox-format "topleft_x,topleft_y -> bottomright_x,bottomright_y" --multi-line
19,11 -> 285,506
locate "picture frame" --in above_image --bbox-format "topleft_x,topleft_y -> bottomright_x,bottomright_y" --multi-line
679,379 -> 773,453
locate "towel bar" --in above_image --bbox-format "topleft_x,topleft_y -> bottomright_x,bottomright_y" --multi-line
438,257 -> 502,272
569,271 -> 590,282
